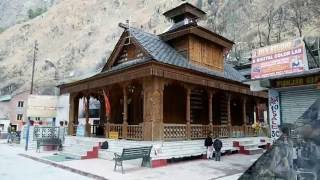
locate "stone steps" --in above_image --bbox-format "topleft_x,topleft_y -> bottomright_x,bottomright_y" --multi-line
59,137 -> 102,159
233,139 -> 267,155
62,147 -> 89,155
63,136 -> 268,161
99,139 -> 237,161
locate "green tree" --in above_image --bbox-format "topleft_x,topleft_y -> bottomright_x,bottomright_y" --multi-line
28,8 -> 47,19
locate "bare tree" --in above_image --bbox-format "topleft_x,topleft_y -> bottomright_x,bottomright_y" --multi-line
207,1 -> 220,32
257,21 -> 264,47
216,14 -> 227,35
260,1 -> 276,45
288,0 -> 310,37
310,0 -> 320,16
274,7 -> 287,43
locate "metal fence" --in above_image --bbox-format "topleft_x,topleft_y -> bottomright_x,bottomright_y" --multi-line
33,126 -> 66,142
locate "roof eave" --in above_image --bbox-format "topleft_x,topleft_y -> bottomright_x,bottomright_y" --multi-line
159,26 -> 234,49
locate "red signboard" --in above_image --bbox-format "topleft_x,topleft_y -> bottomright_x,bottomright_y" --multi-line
251,38 -> 309,79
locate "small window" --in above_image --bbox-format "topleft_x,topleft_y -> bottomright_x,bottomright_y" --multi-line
17,114 -> 23,120
35,117 -> 41,121
17,101 -> 24,107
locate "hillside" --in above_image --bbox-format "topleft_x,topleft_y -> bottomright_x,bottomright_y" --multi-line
0,0 -> 319,95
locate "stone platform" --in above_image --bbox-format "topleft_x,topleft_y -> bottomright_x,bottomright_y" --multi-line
61,136 -> 271,167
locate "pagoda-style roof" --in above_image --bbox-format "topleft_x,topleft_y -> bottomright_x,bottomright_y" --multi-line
59,3 -> 251,94
100,24 -> 245,82
160,25 -> 234,49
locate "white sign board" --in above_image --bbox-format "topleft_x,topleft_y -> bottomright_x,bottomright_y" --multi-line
27,95 -> 58,118
251,38 -> 309,79
268,90 -> 281,141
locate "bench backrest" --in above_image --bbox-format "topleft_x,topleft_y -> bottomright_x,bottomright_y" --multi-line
121,146 -> 152,160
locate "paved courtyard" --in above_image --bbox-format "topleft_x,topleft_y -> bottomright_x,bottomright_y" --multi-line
0,140 -> 261,180
0,141 -> 90,180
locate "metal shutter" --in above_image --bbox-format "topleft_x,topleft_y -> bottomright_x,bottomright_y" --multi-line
280,88 -> 320,124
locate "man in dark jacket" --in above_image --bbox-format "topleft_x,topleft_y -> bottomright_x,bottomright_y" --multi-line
204,133 -> 213,159
213,137 -> 223,161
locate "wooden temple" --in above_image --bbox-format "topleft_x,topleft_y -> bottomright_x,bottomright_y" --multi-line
59,3 -> 268,141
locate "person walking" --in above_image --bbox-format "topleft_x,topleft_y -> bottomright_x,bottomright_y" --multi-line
213,137 -> 223,161
7,123 -> 12,143
204,133 -> 213,159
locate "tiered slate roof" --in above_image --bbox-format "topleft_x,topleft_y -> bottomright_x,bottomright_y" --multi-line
100,26 -> 245,83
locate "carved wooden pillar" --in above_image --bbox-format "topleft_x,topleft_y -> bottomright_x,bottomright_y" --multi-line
68,93 -> 76,135
122,85 -> 128,139
85,96 -> 91,137
142,77 -> 164,141
227,93 -> 232,137
186,87 -> 191,140
208,90 -> 213,134
242,96 -> 247,136
105,98 -> 110,138
103,88 -> 110,138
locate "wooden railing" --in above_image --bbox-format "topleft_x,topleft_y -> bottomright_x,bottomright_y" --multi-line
127,125 -> 143,140
190,124 -> 210,139
163,124 -> 187,140
230,126 -> 245,137
105,123 -> 264,140
212,125 -> 230,138
109,124 -> 123,139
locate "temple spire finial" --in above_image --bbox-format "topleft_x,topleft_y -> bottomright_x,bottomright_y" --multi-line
163,2 -> 206,23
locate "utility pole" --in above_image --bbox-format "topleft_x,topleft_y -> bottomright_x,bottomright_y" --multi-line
30,40 -> 38,94
26,40 -> 38,151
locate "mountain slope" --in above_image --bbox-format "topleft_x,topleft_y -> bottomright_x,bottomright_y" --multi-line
0,0 -> 319,95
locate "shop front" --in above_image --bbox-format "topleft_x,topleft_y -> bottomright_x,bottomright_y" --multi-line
261,69 -> 320,140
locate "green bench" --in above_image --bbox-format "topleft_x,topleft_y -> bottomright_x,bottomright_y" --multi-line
36,138 -> 62,153
114,146 -> 153,174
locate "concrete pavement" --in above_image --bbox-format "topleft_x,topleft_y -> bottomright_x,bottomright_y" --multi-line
0,141 -> 91,180
0,140 -> 262,180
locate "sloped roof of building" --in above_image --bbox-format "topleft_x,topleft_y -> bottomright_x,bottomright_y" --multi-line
0,95 -> 11,102
99,26 -> 245,83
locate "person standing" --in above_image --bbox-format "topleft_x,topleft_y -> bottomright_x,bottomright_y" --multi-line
204,133 -> 213,159
213,137 -> 223,161
7,123 -> 12,143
